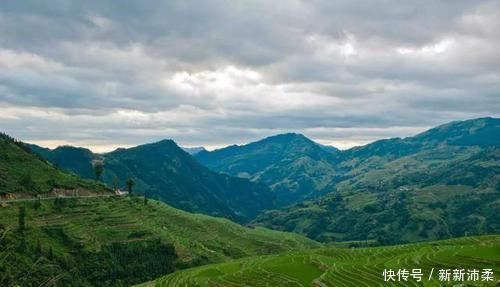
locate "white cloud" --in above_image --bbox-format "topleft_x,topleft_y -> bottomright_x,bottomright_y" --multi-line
0,0 -> 498,150
396,38 -> 454,55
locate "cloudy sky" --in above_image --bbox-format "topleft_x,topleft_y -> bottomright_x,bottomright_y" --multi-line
1,0 -> 499,151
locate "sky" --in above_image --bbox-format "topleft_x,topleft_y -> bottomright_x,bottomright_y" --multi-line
0,0 -> 499,152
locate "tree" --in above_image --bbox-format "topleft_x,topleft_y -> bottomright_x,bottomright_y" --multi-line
47,247 -> 54,260
19,174 -> 37,193
54,197 -> 64,211
126,178 -> 135,195
18,206 -> 26,233
17,236 -> 27,252
46,177 -> 57,192
33,196 -> 41,210
94,163 -> 104,181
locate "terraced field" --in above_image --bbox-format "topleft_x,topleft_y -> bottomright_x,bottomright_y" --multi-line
0,196 -> 320,265
147,235 -> 500,287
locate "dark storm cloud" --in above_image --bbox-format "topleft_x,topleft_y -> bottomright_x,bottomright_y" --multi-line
0,0 -> 498,151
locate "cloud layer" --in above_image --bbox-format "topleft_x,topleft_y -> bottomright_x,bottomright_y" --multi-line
1,0 -> 499,151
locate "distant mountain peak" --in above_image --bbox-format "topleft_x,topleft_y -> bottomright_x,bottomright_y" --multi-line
195,132 -> 339,206
262,132 -> 310,142
30,137 -> 274,222
153,138 -> 177,146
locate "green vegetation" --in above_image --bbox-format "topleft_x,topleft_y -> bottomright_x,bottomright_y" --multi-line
17,206 -> 26,232
196,133 -> 341,206
2,119 -> 498,286
255,118 -> 500,242
256,183 -> 499,243
126,178 -> 135,194
0,197 -> 319,286
27,144 -> 98,180
1,132 -> 318,286
25,118 -> 499,243
30,139 -> 276,223
0,133 -> 110,196
94,162 -> 104,181
146,235 -> 500,287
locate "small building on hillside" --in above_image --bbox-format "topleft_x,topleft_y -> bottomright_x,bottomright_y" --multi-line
115,189 -> 128,196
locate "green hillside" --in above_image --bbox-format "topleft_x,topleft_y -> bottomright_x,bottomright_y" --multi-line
1,133 -> 318,286
144,235 -> 500,287
255,118 -> 500,242
195,118 -> 499,212
196,133 -> 341,206
256,148 -> 500,243
0,133 -> 109,197
338,117 -> 500,179
0,196 -> 319,286
27,144 -> 98,179
29,139 -> 276,223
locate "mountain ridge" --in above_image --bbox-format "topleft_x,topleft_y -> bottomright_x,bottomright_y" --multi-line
0,133 -> 110,196
254,117 -> 500,243
24,117 -> 500,243
28,138 -> 276,223
195,133 -> 342,206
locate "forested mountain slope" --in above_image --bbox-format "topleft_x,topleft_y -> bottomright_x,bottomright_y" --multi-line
0,133 -> 318,286
0,133 -> 109,197
29,139 -> 276,223
196,133 -> 342,206
255,118 -> 500,243
0,197 -> 319,287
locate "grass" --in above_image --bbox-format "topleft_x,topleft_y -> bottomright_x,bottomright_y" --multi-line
0,135 -> 110,196
0,196 -> 320,265
0,133 -> 321,285
148,235 -> 500,287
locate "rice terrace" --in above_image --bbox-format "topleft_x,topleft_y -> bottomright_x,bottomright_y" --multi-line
146,235 -> 500,286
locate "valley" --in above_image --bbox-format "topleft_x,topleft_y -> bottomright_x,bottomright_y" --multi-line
2,1 -> 499,285
1,117 -> 499,286
195,118 -> 499,243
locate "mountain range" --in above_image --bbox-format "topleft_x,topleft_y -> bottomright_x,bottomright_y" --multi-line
28,139 -> 275,223
25,117 -> 500,243
1,117 -> 499,286
254,117 -> 500,242
0,133 -> 317,286
196,133 -> 342,206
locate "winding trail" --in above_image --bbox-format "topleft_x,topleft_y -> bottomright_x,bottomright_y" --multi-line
0,193 -> 121,203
